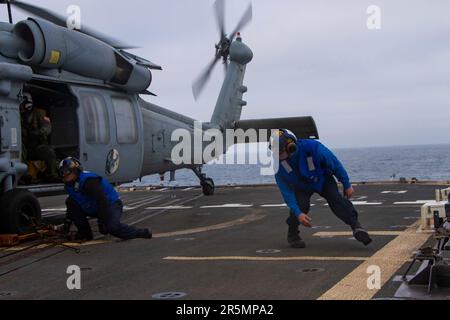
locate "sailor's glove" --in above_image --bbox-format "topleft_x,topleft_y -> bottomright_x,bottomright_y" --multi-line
63,219 -> 73,239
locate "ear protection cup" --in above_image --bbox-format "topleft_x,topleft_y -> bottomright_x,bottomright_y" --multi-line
279,129 -> 298,155
286,140 -> 298,155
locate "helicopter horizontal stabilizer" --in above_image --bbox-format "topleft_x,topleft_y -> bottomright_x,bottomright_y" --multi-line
234,117 -> 320,141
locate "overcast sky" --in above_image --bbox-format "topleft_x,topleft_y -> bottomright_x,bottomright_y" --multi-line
2,0 -> 450,148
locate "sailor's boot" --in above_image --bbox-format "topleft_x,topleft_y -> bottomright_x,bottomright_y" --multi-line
351,221 -> 372,246
287,213 -> 306,249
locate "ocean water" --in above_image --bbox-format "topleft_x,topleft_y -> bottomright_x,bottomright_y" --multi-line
126,144 -> 450,187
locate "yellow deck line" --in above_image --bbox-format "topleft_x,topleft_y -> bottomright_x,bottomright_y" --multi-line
164,256 -> 368,262
62,240 -> 111,247
153,213 -> 265,238
314,231 -> 403,237
318,222 -> 431,300
40,214 -> 266,248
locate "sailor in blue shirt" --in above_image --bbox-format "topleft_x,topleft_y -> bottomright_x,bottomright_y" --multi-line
59,157 -> 152,241
272,130 -> 372,248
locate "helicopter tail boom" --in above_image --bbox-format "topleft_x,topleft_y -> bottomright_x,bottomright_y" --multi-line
210,37 -> 252,131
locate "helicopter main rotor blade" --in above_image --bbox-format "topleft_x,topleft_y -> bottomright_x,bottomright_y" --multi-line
192,56 -> 220,100
9,0 -> 136,49
213,0 -> 226,41
229,3 -> 252,42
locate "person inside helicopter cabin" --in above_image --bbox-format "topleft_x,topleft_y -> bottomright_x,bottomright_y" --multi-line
20,92 -> 59,183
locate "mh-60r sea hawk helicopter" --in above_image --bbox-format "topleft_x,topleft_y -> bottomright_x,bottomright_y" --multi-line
0,0 -> 319,234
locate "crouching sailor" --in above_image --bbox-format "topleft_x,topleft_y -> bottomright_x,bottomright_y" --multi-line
271,130 -> 372,248
59,157 -> 152,241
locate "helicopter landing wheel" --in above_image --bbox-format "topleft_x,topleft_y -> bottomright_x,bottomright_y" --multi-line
201,178 -> 215,196
192,167 -> 215,196
0,189 -> 42,235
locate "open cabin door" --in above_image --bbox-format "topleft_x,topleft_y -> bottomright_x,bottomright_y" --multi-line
71,86 -> 144,184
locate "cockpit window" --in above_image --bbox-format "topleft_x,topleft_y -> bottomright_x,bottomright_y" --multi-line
80,92 -> 110,144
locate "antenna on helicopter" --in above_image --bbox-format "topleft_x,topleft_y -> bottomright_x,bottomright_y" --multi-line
6,0 -> 13,23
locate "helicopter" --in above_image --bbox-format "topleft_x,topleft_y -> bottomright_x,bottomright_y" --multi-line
0,0 -> 319,234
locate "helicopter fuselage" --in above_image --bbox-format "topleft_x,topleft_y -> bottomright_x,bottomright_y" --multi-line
0,9 -> 318,234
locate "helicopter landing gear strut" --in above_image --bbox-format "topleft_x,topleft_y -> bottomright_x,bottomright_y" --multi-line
192,166 -> 215,196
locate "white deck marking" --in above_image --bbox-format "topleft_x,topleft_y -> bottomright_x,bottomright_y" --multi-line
126,194 -> 159,202
313,231 -> 403,238
123,195 -> 155,205
318,221 -> 431,300
124,196 -> 164,210
129,195 -> 204,225
42,196 -> 164,215
352,201 -> 383,205
200,204 -> 253,209
145,206 -> 193,210
42,212 -> 66,218
261,203 -> 316,208
126,195 -> 163,208
164,256 -> 368,262
42,209 -> 66,217
261,204 -> 287,208
356,196 -> 368,200
42,208 -> 66,212
381,191 -> 408,194
182,188 -> 195,192
393,200 -> 434,205
3,243 -> 53,252
325,201 -> 382,206
157,188 -> 169,192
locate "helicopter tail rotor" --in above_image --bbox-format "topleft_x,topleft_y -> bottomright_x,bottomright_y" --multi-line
192,0 -> 252,100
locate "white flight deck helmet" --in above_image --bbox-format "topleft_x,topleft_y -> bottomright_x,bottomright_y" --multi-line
269,129 -> 298,156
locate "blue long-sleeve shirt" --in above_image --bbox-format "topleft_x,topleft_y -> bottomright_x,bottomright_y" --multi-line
275,140 -> 351,217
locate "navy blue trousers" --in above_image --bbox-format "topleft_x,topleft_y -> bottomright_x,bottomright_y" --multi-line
287,176 -> 361,230
66,197 -> 144,240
